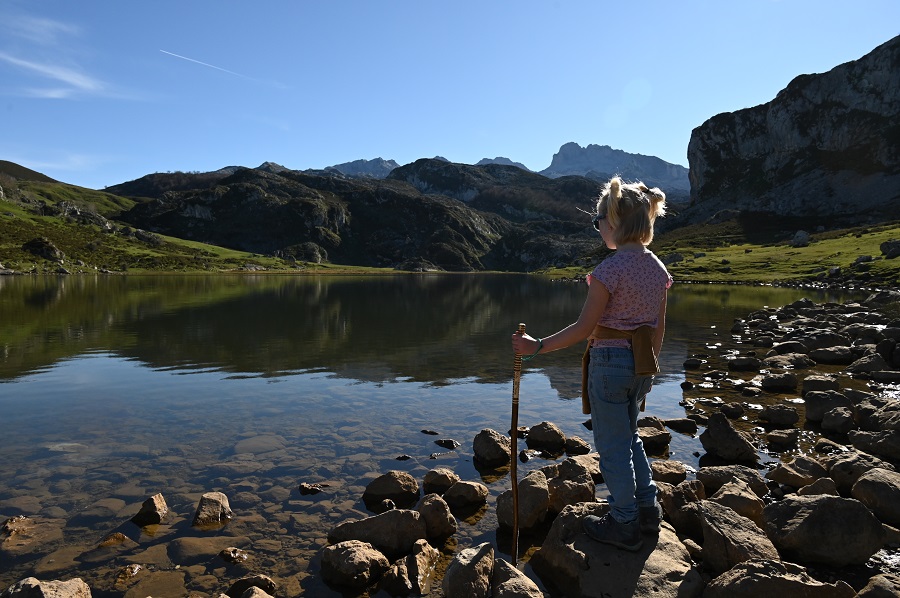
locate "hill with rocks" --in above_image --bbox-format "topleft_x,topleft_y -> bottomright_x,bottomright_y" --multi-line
685,34 -> 900,228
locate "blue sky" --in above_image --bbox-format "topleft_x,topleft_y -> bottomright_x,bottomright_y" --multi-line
0,1 -> 897,190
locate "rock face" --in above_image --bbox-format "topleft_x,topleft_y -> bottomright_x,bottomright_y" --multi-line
539,142 -> 690,191
530,502 -> 704,598
687,35 -> 900,224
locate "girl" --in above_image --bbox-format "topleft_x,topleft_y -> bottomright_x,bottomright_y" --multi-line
511,176 -> 671,552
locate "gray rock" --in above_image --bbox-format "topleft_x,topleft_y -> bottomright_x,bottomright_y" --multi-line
760,371 -> 801,391
327,509 -> 427,560
442,542 -> 493,598
809,346 -> 856,365
698,500 -> 779,574
442,480 -> 489,510
770,340 -> 809,355
564,435 -> 591,456
130,493 -> 168,527
363,471 -> 420,510
847,353 -> 891,375
763,495 -> 886,567
797,477 -> 840,497
857,397 -> 900,431
530,502 -> 704,598
663,418 -> 699,435
378,538 -> 440,596
851,467 -> 900,527
759,404 -> 799,427
821,406 -> 856,434
497,470 -> 550,531
225,574 -> 276,598
651,460 -> 688,485
804,390 -> 854,422
699,413 -> 759,462
702,559 -> 855,598
762,355 -> 813,371
192,491 -> 233,528
849,429 -> 900,461
422,467 -> 459,496
697,465 -> 768,497
825,449 -> 896,494
857,573 -> 900,598
0,577 -> 92,598
320,540 -> 390,589
657,480 -> 705,539
525,421 -> 566,453
710,478 -> 765,528
801,374 -> 840,395
728,356 -> 762,372
765,456 -> 828,488
547,469 -> 595,515
473,428 -> 510,467
414,493 -> 457,539
491,558 -> 543,598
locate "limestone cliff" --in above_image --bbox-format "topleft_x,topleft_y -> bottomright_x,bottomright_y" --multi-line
540,142 -> 690,191
687,35 -> 900,223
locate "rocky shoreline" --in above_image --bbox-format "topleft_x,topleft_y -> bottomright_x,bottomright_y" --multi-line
3,292 -> 900,597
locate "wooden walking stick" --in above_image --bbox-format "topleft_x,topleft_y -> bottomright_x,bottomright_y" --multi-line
510,322 -> 525,565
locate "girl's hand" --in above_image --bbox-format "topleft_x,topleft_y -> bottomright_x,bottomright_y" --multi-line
511,330 -> 539,356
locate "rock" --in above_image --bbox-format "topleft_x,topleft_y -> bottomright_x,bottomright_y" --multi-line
698,500 -> 779,574
225,574 -> 276,598
849,429 -> 900,461
192,491 -> 233,528
697,465 -> 768,497
847,353 -> 892,375
766,428 -> 799,448
763,354 -> 815,371
809,346 -> 856,365
442,542 -> 493,598
491,558 -> 543,598
525,421 -> 566,453
797,477 -> 840,496
804,390 -> 854,422
530,502 -> 704,598
239,589 -> 274,598
801,375 -> 840,395
638,426 -> 672,454
0,577 -> 92,597
167,536 -> 251,565
765,456 -> 828,488
363,471 -> 420,511
130,493 -> 168,527
664,418 -> 699,435
564,435 -> 591,455
327,509 -> 426,560
497,470 -> 550,530
442,480 -> 489,510
651,460 -> 687,484
21,237 -> 64,262
758,404 -> 799,427
760,371 -> 800,391
414,493 -> 457,539
320,540 -> 390,589
547,464 -> 595,515
770,340 -> 809,355
0,517 -> 65,558
857,573 -> 900,597
218,547 -> 249,564
825,449 -> 896,494
710,478 -> 765,528
720,402 -> 745,418
821,406 -> 856,434
763,495 -> 886,567
702,559 -> 856,598
851,468 -> 900,527
728,356 -> 762,371
857,396 -> 900,431
657,480 -> 705,539
378,538 -> 440,596
699,413 -> 759,462
473,429 -> 510,467
297,482 -> 328,495
422,467 -> 459,496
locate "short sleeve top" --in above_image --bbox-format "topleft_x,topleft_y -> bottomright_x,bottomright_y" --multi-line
587,248 -> 673,346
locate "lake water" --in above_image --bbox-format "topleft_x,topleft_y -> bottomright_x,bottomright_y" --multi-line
0,274 -> 867,596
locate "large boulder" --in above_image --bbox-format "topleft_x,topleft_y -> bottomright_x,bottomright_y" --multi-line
824,449 -> 896,494
525,421 -> 566,454
496,470 -> 550,531
657,480 -> 705,539
363,471 -> 420,511
327,509 -> 427,560
442,481 -> 489,510
191,491 -> 233,528
857,573 -> 900,597
763,495 -> 886,567
320,540 -> 390,590
130,493 -> 168,527
414,493 -> 457,539
696,465 -> 768,497
530,502 -> 704,598
422,467 -> 459,496
0,577 -> 92,598
709,478 -> 765,528
697,501 -> 779,575
765,455 -> 828,488
378,539 -> 440,597
473,428 -> 511,467
441,542 -> 493,598
849,429 -> 900,461
851,467 -> 900,527
804,390 -> 854,422
491,558 -> 543,598
702,559 -> 855,598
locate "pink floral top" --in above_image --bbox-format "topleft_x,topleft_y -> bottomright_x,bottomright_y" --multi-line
586,248 -> 673,348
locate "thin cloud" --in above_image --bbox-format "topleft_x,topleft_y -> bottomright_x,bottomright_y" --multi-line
0,51 -> 103,94
160,49 -> 252,79
3,16 -> 80,45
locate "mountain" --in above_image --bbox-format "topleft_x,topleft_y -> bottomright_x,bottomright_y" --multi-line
539,142 -> 691,191
0,160 -> 58,183
319,157 -> 400,179
476,157 -> 531,171
686,34 -> 900,226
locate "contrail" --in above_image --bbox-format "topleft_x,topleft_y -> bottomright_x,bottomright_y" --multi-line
159,49 -> 249,79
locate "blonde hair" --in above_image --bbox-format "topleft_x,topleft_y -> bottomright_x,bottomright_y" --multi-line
595,176 -> 667,245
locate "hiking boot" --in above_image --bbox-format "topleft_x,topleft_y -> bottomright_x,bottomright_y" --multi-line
639,503 -> 663,534
582,514 -> 643,551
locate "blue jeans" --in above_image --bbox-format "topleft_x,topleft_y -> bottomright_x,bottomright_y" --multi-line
587,347 -> 657,524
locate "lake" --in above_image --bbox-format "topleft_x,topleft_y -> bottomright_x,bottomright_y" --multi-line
0,274 -> 867,596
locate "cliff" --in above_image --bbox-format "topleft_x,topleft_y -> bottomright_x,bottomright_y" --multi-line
687,35 -> 900,225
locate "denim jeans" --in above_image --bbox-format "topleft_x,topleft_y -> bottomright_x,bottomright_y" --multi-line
587,347 -> 657,524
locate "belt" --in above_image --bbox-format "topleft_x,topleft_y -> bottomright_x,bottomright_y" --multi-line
581,324 -> 659,414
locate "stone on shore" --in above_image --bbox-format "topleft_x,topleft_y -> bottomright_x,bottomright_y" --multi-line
702,559 -> 855,598
849,429 -> 900,461
320,540 -> 389,589
327,509 -> 426,560
442,542 -> 494,598
491,558 -> 543,598
765,455 -> 827,488
801,374 -> 840,395
530,502 -> 704,598
363,471 -> 420,511
699,413 -> 759,462
697,465 -> 768,497
857,573 -> 900,597
656,480 -> 705,540
378,538 -> 440,596
763,494 -> 886,567
0,577 -> 92,598
192,491 -> 233,528
496,470 -> 550,531
804,390 -> 854,422
422,467 -> 459,496
225,574 -> 276,598
821,406 -> 857,434
442,480 -> 489,510
473,428 -> 511,467
525,421 -> 566,454
851,467 -> 900,527
130,493 -> 168,527
709,478 -> 765,527
651,460 -> 687,484
796,477 -> 840,496
697,500 -> 779,574
758,404 -> 799,427
824,449 -> 896,494
414,493 -> 457,539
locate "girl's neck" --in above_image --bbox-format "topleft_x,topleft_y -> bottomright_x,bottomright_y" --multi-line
615,242 -> 646,252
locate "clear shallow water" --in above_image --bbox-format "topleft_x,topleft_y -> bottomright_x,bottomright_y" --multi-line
0,274 -> 868,596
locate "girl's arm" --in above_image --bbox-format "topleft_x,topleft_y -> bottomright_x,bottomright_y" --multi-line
652,291 -> 668,357
512,278 -> 609,356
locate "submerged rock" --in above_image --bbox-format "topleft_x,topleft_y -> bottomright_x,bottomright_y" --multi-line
321,540 -> 389,590
131,493 -> 168,527
192,491 -> 233,528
